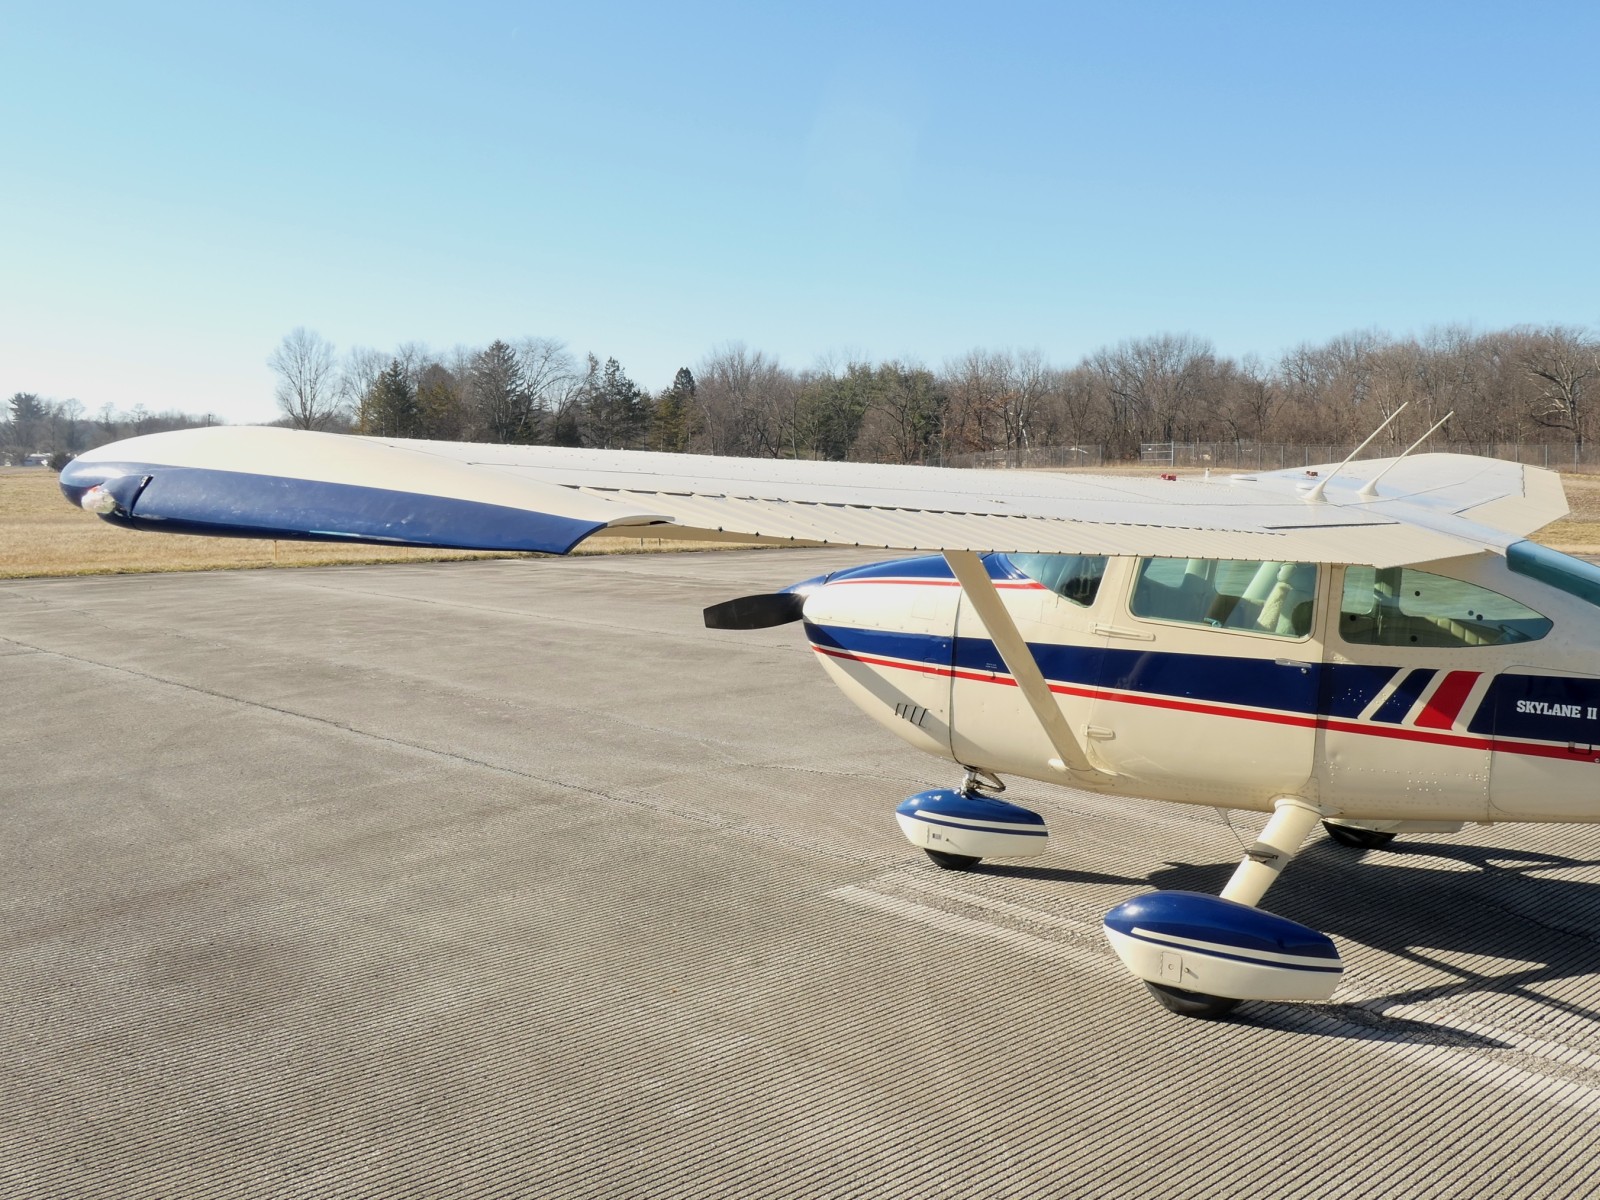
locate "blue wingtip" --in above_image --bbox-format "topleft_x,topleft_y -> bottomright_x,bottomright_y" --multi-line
61,460 -> 605,554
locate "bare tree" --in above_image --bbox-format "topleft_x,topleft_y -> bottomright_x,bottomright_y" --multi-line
516,336 -> 577,442
939,349 -> 1011,454
694,343 -> 792,457
337,346 -> 387,426
268,328 -> 342,430
1042,365 -> 1109,453
1088,333 -> 1217,454
1223,354 -> 1281,445
1521,325 -> 1599,447
852,361 -> 945,463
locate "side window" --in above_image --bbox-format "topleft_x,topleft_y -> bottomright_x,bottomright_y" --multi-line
1006,553 -> 1107,607
1340,567 -> 1552,648
1131,558 -> 1317,639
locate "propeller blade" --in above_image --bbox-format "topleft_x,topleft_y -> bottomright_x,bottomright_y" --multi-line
703,591 -> 808,630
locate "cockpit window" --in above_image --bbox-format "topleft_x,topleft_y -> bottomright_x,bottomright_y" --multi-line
1006,554 -> 1107,607
1339,566 -> 1551,648
1131,558 -> 1316,638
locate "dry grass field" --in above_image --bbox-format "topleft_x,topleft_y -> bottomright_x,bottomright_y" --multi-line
1536,473 -> 1600,551
4,463 -> 1598,579
0,469 -> 758,578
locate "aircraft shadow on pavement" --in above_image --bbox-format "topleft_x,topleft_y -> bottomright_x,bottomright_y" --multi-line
1146,836 -> 1600,1031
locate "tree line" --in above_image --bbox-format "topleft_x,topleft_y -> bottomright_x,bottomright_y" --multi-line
0,393 -> 220,467
7,323 -> 1598,466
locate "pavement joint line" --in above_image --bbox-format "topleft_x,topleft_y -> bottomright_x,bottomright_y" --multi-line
1365,999 -> 1600,1075
1272,1006 -> 1600,1115
1336,957 -> 1600,1035
827,883 -> 1106,968
881,875 -> 1105,936
282,575 -> 813,651
0,631 -> 927,867
0,631 -> 664,811
2,613 -> 849,776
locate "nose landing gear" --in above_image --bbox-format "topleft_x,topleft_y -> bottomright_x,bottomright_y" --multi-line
893,769 -> 1050,870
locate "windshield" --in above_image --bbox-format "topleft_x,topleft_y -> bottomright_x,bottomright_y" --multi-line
1005,554 -> 1107,607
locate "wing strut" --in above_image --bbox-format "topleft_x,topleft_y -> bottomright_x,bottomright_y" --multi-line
943,550 -> 1108,779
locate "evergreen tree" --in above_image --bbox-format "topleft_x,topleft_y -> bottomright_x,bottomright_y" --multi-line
359,360 -> 420,437
650,367 -> 696,452
471,339 -> 534,443
8,392 -> 46,453
798,366 -> 872,460
582,357 -> 647,449
416,363 -> 465,440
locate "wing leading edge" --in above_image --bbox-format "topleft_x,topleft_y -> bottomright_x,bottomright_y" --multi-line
60,427 -> 1566,567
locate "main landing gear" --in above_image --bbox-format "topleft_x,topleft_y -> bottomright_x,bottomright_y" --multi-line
890,778 -> 1347,1019
1104,797 -> 1343,1018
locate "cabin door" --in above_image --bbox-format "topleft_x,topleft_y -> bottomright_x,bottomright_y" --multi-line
1086,557 -> 1320,805
1488,667 -> 1600,819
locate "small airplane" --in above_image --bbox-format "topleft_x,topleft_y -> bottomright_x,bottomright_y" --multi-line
58,407 -> 1600,1017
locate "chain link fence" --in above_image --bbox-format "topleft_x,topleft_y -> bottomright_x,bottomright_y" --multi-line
936,445 -> 1108,470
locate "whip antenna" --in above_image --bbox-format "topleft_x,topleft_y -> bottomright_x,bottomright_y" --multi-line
1303,402 -> 1408,503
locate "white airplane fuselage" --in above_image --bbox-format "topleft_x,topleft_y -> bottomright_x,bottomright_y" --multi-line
802,550 -> 1600,825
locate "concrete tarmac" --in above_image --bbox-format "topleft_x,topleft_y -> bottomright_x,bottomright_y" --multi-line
5,550 -> 1600,1199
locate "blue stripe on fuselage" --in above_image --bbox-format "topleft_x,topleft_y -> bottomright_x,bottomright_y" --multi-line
808,621 -> 1397,718
1370,668 -> 1437,724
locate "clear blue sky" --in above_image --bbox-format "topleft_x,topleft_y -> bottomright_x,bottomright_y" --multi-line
4,1 -> 1597,425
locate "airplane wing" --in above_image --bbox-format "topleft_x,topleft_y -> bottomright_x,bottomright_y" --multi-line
60,427 -> 1567,568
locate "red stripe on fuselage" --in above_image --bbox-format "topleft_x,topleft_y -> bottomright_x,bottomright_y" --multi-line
809,644 -> 1600,764
1413,670 -> 1481,730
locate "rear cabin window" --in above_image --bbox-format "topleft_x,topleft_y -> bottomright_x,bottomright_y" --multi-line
1339,566 -> 1552,648
1006,554 -> 1107,607
1131,558 -> 1317,639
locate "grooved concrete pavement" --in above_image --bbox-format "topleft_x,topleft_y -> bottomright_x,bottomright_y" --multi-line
4,551 -> 1600,1198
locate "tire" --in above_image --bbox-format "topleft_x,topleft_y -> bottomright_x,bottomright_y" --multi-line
1144,981 -> 1241,1019
1323,820 -> 1397,850
925,849 -> 982,871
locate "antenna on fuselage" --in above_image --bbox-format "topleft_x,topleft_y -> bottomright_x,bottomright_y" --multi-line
1355,410 -> 1455,500
1302,402 -> 1408,503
